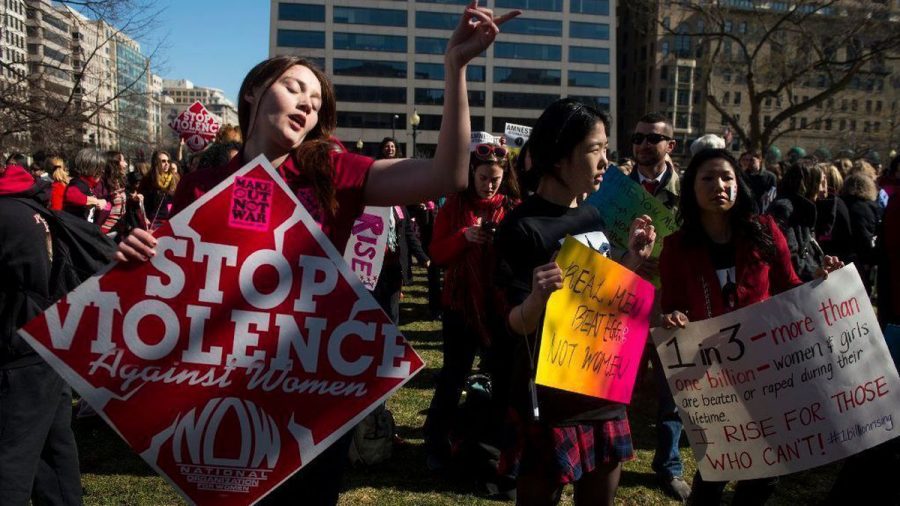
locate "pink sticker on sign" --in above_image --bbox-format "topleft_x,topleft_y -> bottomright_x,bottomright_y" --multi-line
229,176 -> 273,231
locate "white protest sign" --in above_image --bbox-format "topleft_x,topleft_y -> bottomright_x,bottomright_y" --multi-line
651,265 -> 900,481
504,122 -> 532,150
469,131 -> 497,152
343,206 -> 391,290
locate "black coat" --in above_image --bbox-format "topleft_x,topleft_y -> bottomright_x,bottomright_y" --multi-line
816,195 -> 854,263
768,194 -> 824,281
0,180 -> 114,367
843,195 -> 882,267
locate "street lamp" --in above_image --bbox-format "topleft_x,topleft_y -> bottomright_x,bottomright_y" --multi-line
410,109 -> 421,158
356,138 -> 364,153
391,114 -> 399,139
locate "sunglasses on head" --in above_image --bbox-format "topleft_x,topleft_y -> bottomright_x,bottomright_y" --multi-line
474,143 -> 508,160
631,132 -> 673,145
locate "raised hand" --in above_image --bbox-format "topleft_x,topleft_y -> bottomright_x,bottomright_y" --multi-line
445,0 -> 521,70
628,214 -> 657,261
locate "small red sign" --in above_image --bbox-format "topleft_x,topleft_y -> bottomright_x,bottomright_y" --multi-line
18,155 -> 424,505
169,101 -> 222,152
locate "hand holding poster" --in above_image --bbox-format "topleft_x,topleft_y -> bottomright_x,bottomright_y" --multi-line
584,167 -> 676,285
651,265 -> 900,481
343,206 -> 391,290
17,155 -> 424,505
536,236 -> 654,403
169,101 -> 222,152
504,122 -> 531,152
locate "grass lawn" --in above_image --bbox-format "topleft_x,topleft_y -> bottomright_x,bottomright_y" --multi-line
75,269 -> 838,505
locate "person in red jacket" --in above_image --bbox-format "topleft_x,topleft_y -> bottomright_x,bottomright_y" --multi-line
423,141 -> 520,471
47,156 -> 69,211
659,149 -> 842,505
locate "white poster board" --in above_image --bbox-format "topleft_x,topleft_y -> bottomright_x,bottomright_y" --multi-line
651,265 -> 900,480
343,206 -> 391,290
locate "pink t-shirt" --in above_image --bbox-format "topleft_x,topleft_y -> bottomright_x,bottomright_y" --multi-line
171,147 -> 373,252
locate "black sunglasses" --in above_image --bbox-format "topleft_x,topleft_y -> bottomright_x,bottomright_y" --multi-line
631,132 -> 673,145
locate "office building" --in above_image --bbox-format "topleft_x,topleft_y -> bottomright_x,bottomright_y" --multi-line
618,1 -> 900,163
270,0 -> 617,157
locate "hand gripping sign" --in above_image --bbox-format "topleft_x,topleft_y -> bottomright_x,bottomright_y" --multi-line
584,167 -> 677,287
17,155 -> 424,505
170,101 -> 222,152
651,265 -> 900,481
536,236 -> 654,403
343,206 -> 391,290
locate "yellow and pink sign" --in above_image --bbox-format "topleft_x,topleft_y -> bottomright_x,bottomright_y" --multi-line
536,236 -> 655,403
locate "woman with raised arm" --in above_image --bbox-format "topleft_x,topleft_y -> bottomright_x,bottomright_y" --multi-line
113,3 -> 520,504
659,149 -> 842,505
494,99 -> 656,506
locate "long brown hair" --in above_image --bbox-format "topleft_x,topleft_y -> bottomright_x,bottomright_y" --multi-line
238,56 -> 339,215
103,150 -> 126,191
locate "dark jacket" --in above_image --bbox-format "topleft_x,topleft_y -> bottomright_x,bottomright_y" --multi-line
768,194 -> 823,281
843,196 -> 881,267
816,195 -> 854,263
628,161 -> 680,211
0,168 -> 114,368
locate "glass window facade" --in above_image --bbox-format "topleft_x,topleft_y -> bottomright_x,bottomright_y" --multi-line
334,59 -> 406,78
337,111 -> 406,129
568,70 -> 609,88
566,95 -> 610,109
415,88 -> 485,107
569,46 -> 609,64
416,11 -> 458,30
277,29 -> 325,49
416,37 -> 445,54
336,85 -> 406,104
494,91 -> 559,109
570,21 -> 609,40
495,41 -> 560,61
418,114 -> 485,131
502,18 -> 561,36
333,6 -> 406,27
492,116 -> 535,132
415,62 -> 485,82
278,3 -> 324,22
494,67 -> 560,85
334,33 -> 406,52
570,0 -> 609,15
496,0 -> 562,12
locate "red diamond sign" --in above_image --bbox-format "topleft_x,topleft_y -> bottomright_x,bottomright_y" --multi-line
18,155 -> 425,505
169,101 -> 222,152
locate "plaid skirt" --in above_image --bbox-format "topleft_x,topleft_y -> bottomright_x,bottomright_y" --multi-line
500,411 -> 635,485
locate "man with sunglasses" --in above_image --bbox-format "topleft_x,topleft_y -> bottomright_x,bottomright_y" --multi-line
629,113 -> 689,501
630,112 -> 680,210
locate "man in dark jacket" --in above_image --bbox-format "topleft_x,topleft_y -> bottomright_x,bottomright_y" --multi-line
629,113 -> 689,501
0,163 -> 113,504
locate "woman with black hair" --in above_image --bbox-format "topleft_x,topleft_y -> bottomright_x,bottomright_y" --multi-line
767,160 -> 828,280
494,99 -> 656,506
423,141 -> 520,472
659,149 -> 842,504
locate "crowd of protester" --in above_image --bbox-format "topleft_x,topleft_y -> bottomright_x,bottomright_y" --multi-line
1,3 -> 898,506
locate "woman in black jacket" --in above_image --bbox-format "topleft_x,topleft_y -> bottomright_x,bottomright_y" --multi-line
842,172 -> 882,292
767,159 -> 827,281
815,163 -> 854,263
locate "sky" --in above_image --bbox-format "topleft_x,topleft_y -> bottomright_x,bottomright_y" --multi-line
136,0 -> 269,104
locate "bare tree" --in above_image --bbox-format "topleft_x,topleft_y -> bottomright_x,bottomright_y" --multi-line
0,0 -> 167,157
628,0 -> 900,156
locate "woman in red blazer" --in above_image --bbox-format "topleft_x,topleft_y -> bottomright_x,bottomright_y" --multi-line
659,149 -> 842,504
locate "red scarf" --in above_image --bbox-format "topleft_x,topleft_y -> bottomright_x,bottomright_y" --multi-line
0,165 -> 35,195
443,193 -> 514,345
